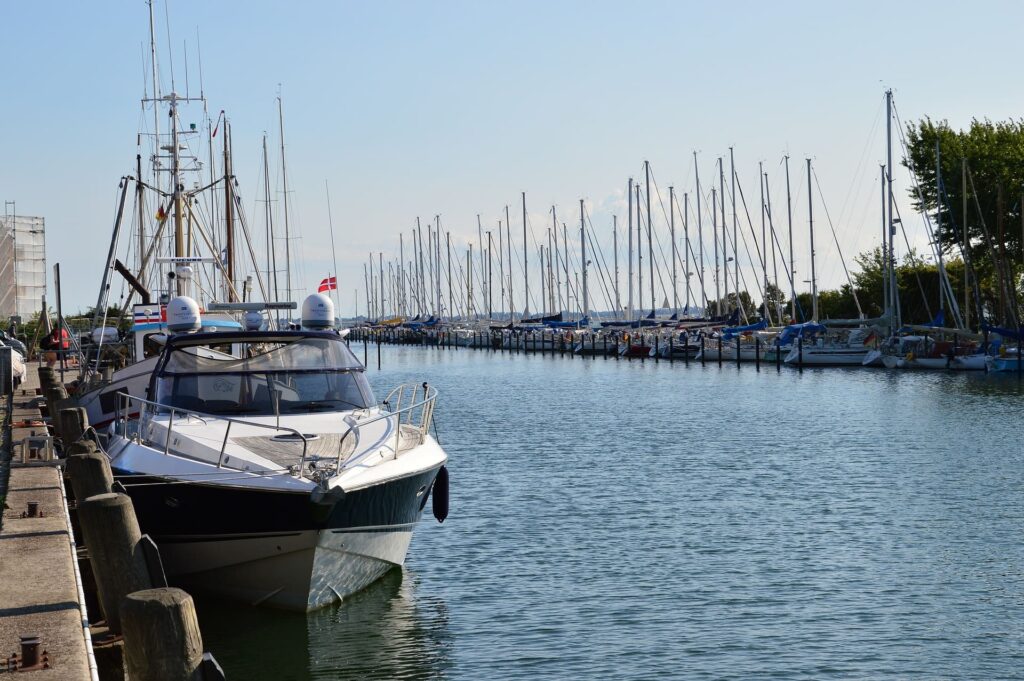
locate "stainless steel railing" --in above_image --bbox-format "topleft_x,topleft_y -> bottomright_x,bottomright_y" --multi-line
335,382 -> 437,470
113,382 -> 438,479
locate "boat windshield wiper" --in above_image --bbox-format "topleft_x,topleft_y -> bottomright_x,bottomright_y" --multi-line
288,400 -> 363,412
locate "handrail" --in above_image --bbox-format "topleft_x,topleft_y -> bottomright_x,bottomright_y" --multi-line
113,382 -> 438,481
337,382 -> 438,471
114,391 -> 310,474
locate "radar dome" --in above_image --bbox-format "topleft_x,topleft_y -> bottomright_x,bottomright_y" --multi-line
244,311 -> 264,331
166,296 -> 201,333
301,293 -> 334,329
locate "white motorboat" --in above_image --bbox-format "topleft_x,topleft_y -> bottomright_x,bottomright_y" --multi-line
102,328 -> 448,611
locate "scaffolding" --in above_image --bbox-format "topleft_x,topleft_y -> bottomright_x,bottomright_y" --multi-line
0,215 -> 46,322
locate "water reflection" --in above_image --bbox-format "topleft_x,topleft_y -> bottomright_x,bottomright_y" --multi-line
197,568 -> 451,680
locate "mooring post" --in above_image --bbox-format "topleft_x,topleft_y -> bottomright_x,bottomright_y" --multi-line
755,337 -> 761,371
77,493 -> 153,634
700,336 -> 705,365
66,449 -> 113,502
798,336 -> 804,371
717,337 -> 722,367
44,385 -> 68,421
58,407 -> 89,447
121,588 -> 210,681
776,339 -> 781,371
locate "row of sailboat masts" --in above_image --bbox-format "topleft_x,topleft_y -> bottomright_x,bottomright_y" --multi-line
362,153 -> 866,326
361,197 -> 596,323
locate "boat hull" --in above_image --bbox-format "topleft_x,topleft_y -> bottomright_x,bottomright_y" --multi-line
113,466 -> 443,610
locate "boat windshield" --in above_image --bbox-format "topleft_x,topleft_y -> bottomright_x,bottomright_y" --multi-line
154,337 -> 374,416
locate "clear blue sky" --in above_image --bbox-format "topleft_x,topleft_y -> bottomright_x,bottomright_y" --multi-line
2,0 -> 1023,315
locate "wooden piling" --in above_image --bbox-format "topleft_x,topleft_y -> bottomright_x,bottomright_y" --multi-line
66,450 -> 114,502
76,493 -> 152,634
58,407 -> 89,446
121,588 -> 204,681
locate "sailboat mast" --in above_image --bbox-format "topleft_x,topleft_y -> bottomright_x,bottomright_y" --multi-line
522,192 -> 529,317
694,153 -> 704,313
627,178 -> 634,321
807,158 -> 818,322
498,220 -> 505,315
399,233 -> 405,316
613,215 -> 620,315
962,158 -> 969,328
885,89 -> 897,332
935,140 -> 945,318
477,215 -> 484,318
136,153 -> 145,286
379,253 -> 385,318
684,192 -> 691,314
645,160 -> 654,315
719,157 -> 727,312
670,185 -> 677,317
562,222 -> 569,318
446,231 -> 453,321
712,184 -> 719,316
581,199 -> 588,321
487,230 -> 493,319
759,161 -> 768,323
730,148 -> 738,318
547,228 -> 555,315
223,118 -> 235,301
636,183 -> 643,316
277,95 -> 292,313
505,205 -> 514,320
785,155 -> 795,321
263,136 -> 279,303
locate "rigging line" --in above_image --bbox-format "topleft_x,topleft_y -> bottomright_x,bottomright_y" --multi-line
635,184 -> 671,308
645,171 -> 683,305
937,172 -> 985,324
720,187 -> 758,323
582,207 -> 617,315
731,172 -> 765,287
811,168 -> 864,318
892,101 -> 965,328
582,209 -> 615,316
966,164 -> 1020,326
835,95 -> 886,228
892,199 -> 933,322
233,189 -> 272,304
672,192 -> 709,308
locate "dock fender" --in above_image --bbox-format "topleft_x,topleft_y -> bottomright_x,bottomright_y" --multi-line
432,465 -> 449,523
309,485 -> 346,523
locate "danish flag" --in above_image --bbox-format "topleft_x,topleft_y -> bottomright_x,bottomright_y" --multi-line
318,276 -> 337,293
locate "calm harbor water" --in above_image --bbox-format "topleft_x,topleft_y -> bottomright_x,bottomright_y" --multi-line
197,345 -> 1024,679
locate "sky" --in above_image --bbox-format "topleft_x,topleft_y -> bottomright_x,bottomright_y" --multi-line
3,0 -> 1024,317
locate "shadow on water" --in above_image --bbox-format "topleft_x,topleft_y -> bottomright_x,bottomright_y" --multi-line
195,567 -> 452,680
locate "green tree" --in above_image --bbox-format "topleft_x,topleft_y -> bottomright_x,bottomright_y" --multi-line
903,118 -> 1024,325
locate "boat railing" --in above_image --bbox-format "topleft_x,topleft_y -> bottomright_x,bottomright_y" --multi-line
112,382 -> 438,478
113,391 -> 311,474
337,382 -> 437,470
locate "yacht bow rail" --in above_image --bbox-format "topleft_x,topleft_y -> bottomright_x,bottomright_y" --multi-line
112,382 -> 437,479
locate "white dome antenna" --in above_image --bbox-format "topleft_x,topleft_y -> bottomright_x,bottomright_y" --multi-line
301,294 -> 334,330
166,296 -> 202,333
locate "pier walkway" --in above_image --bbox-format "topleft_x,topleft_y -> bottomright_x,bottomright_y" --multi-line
0,364 -> 93,678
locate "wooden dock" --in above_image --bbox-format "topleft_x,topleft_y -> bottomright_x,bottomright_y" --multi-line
0,364 -> 95,679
